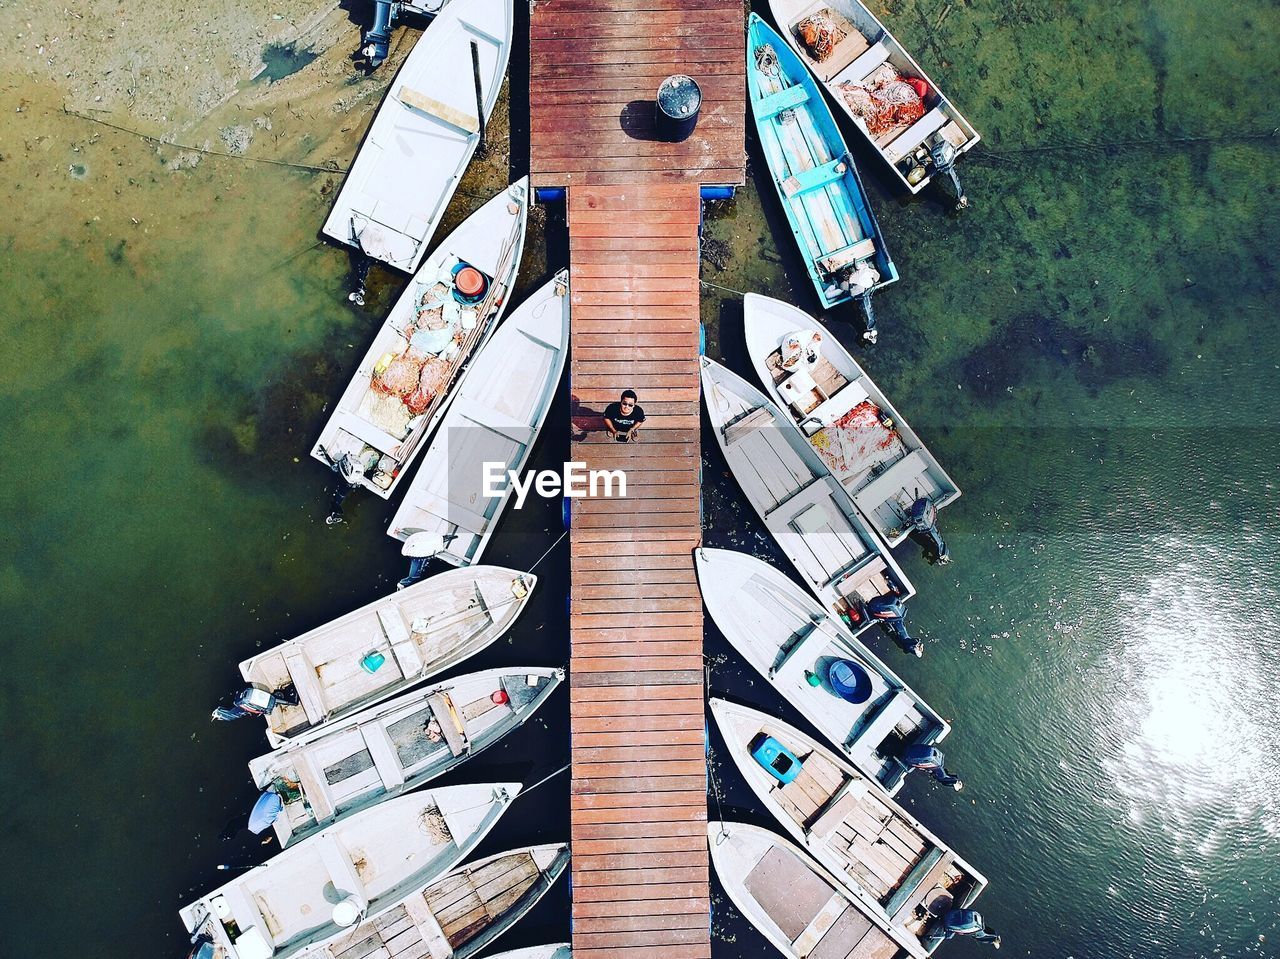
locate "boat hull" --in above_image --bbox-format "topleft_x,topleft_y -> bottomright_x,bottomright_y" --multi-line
747,13 -> 897,311
743,293 -> 960,545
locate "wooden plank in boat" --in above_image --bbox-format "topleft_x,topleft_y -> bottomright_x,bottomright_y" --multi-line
294,748 -> 337,824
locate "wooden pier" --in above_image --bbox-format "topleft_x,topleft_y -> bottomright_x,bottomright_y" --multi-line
530,1 -> 745,956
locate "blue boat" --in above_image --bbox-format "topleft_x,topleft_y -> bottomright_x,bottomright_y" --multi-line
747,13 -> 898,342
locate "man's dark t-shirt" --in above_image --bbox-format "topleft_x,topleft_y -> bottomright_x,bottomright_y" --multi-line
604,401 -> 646,434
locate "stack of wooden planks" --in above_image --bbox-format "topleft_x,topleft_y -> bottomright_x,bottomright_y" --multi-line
773,751 -> 929,903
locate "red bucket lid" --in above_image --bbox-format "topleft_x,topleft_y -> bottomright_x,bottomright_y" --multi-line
455,267 -> 486,297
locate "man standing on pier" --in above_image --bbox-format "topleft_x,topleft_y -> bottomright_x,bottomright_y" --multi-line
603,389 -> 646,443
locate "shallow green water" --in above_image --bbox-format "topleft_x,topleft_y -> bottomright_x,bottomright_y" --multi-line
1,0 -> 1277,957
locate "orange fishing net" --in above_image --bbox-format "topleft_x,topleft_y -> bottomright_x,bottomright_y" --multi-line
838,64 -> 926,136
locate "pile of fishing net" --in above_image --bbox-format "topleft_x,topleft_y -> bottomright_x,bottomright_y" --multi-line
420,806 -> 453,845
372,352 -> 424,397
795,10 -> 848,62
838,64 -> 927,136
405,356 -> 451,416
811,400 -> 907,478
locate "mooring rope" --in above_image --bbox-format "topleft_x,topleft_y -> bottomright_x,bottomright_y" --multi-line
59,106 -> 349,173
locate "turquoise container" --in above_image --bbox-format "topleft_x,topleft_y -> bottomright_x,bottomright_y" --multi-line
360,650 -> 386,674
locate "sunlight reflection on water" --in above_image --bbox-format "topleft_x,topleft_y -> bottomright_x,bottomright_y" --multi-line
1105,546 -> 1280,859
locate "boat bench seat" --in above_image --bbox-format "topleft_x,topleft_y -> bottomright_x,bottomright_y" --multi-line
781,157 -> 848,198
883,106 -> 950,161
756,83 -> 810,120
378,607 -> 424,679
834,556 -> 890,604
404,495 -> 491,537
427,692 -> 471,757
800,382 -> 870,433
818,238 -> 877,276
848,689 -> 917,757
454,396 -> 535,445
724,406 -> 775,445
398,85 -> 480,135
293,748 -> 337,825
359,721 -> 406,790
834,40 -> 890,86
853,450 -> 933,517
285,651 -> 329,727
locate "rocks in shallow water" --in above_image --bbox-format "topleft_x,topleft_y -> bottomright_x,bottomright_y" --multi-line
701,236 -> 731,271
218,124 -> 253,155
166,151 -> 202,171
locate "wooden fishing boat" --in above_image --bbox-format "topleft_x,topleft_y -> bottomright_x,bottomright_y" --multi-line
696,548 -> 945,793
766,1 -> 980,200
711,699 -> 986,956
249,667 -> 564,846
708,820 -> 912,959
747,13 -> 898,322
313,179 -> 530,500
180,784 -> 518,959
322,0 -> 515,273
700,356 -> 912,618
299,843 -> 570,959
743,293 -> 959,546
240,566 -> 536,748
388,271 -> 570,566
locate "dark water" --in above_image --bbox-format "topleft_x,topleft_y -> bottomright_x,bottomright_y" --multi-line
1,1 -> 1278,958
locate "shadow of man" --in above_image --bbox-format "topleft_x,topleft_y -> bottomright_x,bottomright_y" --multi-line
570,393 -> 606,442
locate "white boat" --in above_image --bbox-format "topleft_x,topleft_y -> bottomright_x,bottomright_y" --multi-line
388,271 -> 570,566
490,948 -> 570,959
708,820 -> 913,959
711,699 -> 987,956
298,844 -> 570,959
313,179 -> 530,499
180,784 -> 518,959
322,0 -> 515,272
766,0 -> 980,200
240,566 -> 536,747
249,667 -> 564,846
695,548 -> 945,793
700,356 -> 912,618
743,293 -> 959,546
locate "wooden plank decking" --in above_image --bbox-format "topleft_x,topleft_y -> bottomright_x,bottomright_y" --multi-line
566,183 -> 710,959
529,0 -> 747,187
531,3 -> 745,955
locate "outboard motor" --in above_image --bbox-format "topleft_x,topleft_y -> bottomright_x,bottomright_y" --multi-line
211,684 -> 299,722
187,932 -> 217,959
862,591 -> 923,658
857,290 -> 878,345
941,908 -> 1001,948
901,744 -> 964,791
929,139 -> 968,211
361,1 -> 397,68
906,496 -> 950,565
397,531 -> 459,590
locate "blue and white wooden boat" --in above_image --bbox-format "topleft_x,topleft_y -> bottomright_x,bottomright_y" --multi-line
747,12 -> 898,340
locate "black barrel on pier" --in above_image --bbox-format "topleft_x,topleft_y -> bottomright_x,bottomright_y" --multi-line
656,74 -> 702,142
